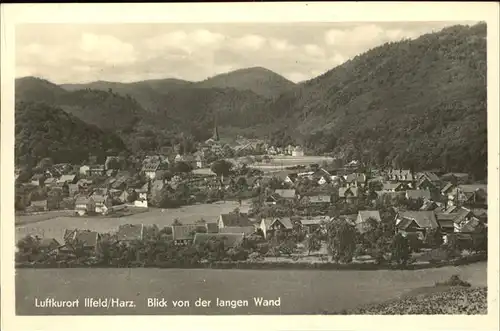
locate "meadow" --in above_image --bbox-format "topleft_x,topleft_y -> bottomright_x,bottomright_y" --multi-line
15,200 -> 249,243
16,262 -> 486,315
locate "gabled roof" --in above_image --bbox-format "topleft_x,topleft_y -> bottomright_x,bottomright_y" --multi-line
220,212 -> 252,227
308,195 -> 332,203
300,216 -> 330,226
117,224 -> 144,241
193,233 -> 244,248
417,172 -> 440,182
344,173 -> 366,183
57,174 -> 76,184
383,182 -> 403,191
262,217 -> 294,230
219,226 -> 255,235
441,182 -> 455,194
406,189 -> 431,200
458,184 -> 487,194
73,230 -> 100,247
397,211 -> 438,229
142,160 -> 161,172
274,189 -> 296,199
92,195 -> 107,204
357,210 -> 382,224
172,224 -> 198,241
339,187 -> 359,198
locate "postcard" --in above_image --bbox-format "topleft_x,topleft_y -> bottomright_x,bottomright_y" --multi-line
1,2 -> 499,331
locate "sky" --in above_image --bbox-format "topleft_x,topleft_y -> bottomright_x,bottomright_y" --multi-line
15,21 -> 476,84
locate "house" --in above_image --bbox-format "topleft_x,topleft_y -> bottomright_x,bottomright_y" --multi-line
304,194 -> 332,204
116,224 -> 144,242
339,187 -> 359,202
79,165 -> 90,176
456,184 -> 487,205
74,196 -> 95,216
435,207 -> 479,234
382,182 -> 406,192
28,199 -> 48,212
133,184 -> 149,208
193,233 -> 245,248
67,183 -> 79,197
218,212 -> 252,228
344,173 -> 367,188
338,214 -> 358,226
30,174 -> 45,186
44,177 -> 58,187
264,193 -> 281,206
219,226 -> 255,236
291,146 -> 304,157
38,238 -> 62,253
299,216 -> 329,233
420,199 -> 443,211
440,182 -> 456,196
406,189 -> 431,201
260,217 -> 294,239
73,230 -> 100,251
284,173 -> 298,185
274,189 -> 296,200
471,208 -> 488,223
395,211 -> 439,240
416,172 -> 441,183
415,177 -> 437,191
387,169 -> 415,184
142,160 -> 161,180
172,224 -> 198,245
118,190 -> 130,204
356,210 -> 382,234
345,160 -> 360,170
93,195 -> 112,214
441,173 -> 469,184
77,179 -> 93,191
88,165 -> 105,177
194,154 -> 204,168
57,174 -> 77,185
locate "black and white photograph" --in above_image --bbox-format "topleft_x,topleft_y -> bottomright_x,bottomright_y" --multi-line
1,2 -> 499,330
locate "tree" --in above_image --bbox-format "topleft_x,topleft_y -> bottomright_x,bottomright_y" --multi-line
424,228 -> 443,248
127,190 -> 138,203
305,231 -> 322,255
172,161 -> 192,174
210,160 -> 233,178
326,219 -> 357,263
391,233 -> 411,266
173,218 -> 183,226
106,157 -> 121,170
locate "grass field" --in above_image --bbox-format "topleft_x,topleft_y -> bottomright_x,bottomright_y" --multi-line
16,262 -> 486,315
15,200 -> 250,243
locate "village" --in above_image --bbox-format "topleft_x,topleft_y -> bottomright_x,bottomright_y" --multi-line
14,125 -> 488,267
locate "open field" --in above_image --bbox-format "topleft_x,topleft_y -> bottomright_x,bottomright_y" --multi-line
15,200 -> 250,243
15,210 -> 75,225
16,262 -> 486,315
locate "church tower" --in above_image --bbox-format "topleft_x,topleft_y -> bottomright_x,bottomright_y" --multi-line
212,115 -> 220,141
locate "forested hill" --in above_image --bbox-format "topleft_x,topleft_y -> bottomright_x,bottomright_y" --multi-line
15,102 -> 127,166
266,23 -> 487,179
194,67 -> 296,98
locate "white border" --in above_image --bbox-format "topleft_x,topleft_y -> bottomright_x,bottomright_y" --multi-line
1,2 -> 499,331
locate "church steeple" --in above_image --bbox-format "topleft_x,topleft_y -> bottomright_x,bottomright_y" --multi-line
212,114 -> 220,141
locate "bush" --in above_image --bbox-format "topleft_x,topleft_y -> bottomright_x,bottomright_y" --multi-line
435,274 -> 471,288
